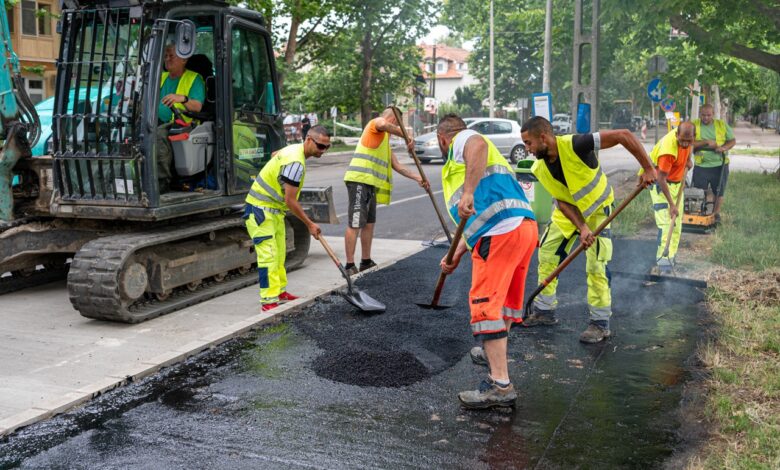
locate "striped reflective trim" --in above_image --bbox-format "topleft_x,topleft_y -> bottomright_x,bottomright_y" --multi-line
253,176 -> 284,202
352,152 -> 387,167
582,184 -> 613,218
572,169 -> 604,201
248,189 -> 279,206
502,306 -> 523,319
464,198 -> 533,240
534,293 -> 556,310
446,164 -> 515,208
588,305 -> 612,321
346,165 -> 390,183
471,318 -> 507,334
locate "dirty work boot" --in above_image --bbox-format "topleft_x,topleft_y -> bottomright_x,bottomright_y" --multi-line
469,346 -> 489,367
344,263 -> 358,276
579,320 -> 611,344
359,259 -> 378,272
522,307 -> 559,327
458,378 -> 517,410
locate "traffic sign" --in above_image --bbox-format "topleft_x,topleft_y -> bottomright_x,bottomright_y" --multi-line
660,96 -> 676,112
647,78 -> 666,103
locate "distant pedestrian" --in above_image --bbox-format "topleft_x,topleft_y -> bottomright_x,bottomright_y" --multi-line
692,104 -> 736,224
301,115 -> 311,140
520,116 -> 656,343
437,114 -> 537,409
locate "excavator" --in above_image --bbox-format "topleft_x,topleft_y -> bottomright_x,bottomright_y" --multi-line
0,0 -> 336,322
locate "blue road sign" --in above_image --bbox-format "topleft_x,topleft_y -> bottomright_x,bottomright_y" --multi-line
647,78 -> 666,103
660,96 -> 676,112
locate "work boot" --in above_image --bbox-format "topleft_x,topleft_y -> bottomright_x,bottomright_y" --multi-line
579,320 -> 611,344
278,291 -> 299,303
344,263 -> 358,276
469,346 -> 489,367
522,307 -> 559,327
359,259 -> 378,272
261,302 -> 279,312
458,378 -> 517,410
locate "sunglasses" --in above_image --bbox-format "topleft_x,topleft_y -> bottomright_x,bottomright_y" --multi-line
309,136 -> 331,150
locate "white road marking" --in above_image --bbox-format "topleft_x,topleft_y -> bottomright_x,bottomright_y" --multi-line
336,190 -> 444,219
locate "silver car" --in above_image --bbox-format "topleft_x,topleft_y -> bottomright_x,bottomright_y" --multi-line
414,117 -> 528,163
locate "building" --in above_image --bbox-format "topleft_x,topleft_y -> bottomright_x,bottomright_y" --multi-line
419,43 -> 477,106
6,0 -> 61,103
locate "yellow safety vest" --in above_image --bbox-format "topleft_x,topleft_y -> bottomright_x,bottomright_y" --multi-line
245,143 -> 306,211
160,69 -> 200,124
442,132 -> 534,248
692,118 -> 729,165
532,135 -> 613,223
343,120 -> 393,204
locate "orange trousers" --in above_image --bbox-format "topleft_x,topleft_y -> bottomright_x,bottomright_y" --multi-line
469,218 -> 538,336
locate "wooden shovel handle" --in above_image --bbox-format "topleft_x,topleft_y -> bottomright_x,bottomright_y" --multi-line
431,216 -> 469,306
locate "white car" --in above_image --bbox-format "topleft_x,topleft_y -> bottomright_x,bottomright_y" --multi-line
414,118 -> 528,163
552,114 -> 571,134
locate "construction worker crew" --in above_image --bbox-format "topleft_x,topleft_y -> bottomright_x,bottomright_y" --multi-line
520,117 -> 657,343
644,123 -> 695,273
437,114 -> 537,409
343,107 -> 429,275
692,104 -> 736,224
156,43 -> 205,193
244,125 -> 331,312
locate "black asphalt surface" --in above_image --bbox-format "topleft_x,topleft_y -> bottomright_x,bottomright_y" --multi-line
1,238 -> 705,469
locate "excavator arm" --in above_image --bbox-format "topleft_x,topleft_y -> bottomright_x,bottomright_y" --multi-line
0,0 -> 41,222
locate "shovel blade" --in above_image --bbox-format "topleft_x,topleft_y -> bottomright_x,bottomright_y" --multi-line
342,288 -> 386,313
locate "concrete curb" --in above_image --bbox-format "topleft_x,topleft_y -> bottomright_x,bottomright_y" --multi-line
0,242 -> 426,437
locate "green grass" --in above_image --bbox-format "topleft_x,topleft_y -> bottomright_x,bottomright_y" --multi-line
611,190 -> 654,237
709,172 -> 780,270
327,143 -> 353,154
732,147 -> 780,157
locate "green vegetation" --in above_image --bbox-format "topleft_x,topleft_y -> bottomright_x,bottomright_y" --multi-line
611,191 -> 654,238
709,172 -> 780,270
731,148 -> 780,158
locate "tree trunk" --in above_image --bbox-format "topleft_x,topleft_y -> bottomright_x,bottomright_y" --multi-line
360,29 -> 374,127
277,1 -> 302,93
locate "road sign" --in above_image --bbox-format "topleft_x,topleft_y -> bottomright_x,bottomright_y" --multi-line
531,92 -> 553,122
330,106 -> 337,118
660,96 -> 676,112
647,78 -> 666,103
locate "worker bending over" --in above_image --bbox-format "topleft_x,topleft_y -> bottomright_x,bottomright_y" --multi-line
438,114 -> 537,409
343,107 -> 428,275
645,123 -> 694,273
520,117 -> 656,343
244,126 -> 331,311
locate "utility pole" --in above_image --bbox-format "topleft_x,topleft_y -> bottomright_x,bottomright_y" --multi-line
571,0 -> 599,132
542,0 -> 552,93
431,44 -> 436,124
489,0 -> 495,117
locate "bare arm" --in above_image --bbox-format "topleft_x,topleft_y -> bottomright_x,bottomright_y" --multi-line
717,138 -> 736,153
161,94 -> 202,113
391,152 -> 428,189
458,135 -> 488,218
656,170 -> 678,219
599,129 -> 656,186
557,199 -> 595,248
374,117 -> 407,140
284,183 -> 320,239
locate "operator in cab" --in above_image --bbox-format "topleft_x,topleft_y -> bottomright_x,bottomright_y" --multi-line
156,43 -> 205,193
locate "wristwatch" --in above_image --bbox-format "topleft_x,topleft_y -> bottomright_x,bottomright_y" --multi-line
182,95 -> 189,104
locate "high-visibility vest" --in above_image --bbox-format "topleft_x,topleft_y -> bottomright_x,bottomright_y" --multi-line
160,69 -> 200,124
532,135 -> 614,220
442,132 -> 534,249
692,118 -> 730,165
343,119 -> 393,204
245,144 -> 306,211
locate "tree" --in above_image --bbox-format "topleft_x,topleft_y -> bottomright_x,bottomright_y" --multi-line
454,86 -> 483,115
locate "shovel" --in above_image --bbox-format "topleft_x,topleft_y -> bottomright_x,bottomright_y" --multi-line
523,184 -> 646,319
317,236 -> 386,313
417,216 -> 469,310
389,105 -> 453,244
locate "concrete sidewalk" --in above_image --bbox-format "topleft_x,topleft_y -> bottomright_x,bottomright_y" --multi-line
0,237 -> 426,436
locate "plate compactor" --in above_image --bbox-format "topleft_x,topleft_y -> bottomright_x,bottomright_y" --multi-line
681,187 -> 717,233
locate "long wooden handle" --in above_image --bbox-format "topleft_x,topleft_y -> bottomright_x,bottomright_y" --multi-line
431,216 -> 469,306
318,236 -> 353,290
390,106 -> 453,243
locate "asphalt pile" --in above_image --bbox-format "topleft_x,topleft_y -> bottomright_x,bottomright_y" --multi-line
295,247 -> 476,388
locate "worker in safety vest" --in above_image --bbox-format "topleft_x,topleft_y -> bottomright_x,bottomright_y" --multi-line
520,117 -> 656,343
156,44 -> 206,193
643,123 -> 694,273
342,107 -> 428,275
692,104 -> 735,224
437,114 -> 537,409
244,125 -> 331,312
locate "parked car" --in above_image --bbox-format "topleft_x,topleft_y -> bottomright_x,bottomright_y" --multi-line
414,117 -> 527,163
551,113 -> 572,134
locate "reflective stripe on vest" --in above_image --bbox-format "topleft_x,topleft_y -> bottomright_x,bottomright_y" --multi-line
471,318 -> 507,334
343,121 -> 393,204
442,133 -> 535,248
531,135 -> 614,219
693,118 -> 730,165
245,143 -> 306,211
160,69 -> 200,124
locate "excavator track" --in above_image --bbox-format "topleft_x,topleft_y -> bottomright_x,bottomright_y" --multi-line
68,216 -> 258,323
